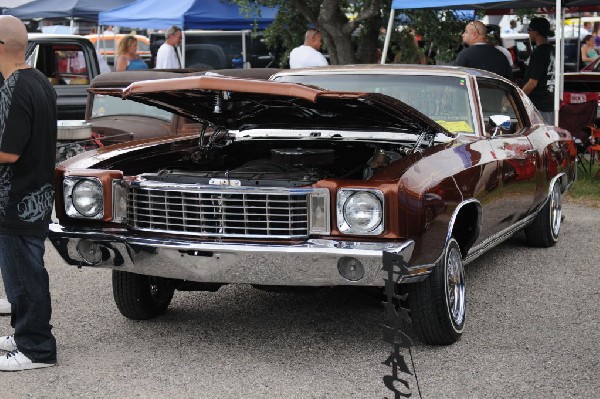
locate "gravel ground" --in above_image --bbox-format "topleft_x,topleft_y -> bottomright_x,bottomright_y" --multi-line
0,201 -> 597,398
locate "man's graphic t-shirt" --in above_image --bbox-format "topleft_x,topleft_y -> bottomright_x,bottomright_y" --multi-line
0,68 -> 57,235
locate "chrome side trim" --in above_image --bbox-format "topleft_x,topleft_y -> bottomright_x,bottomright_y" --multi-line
463,212 -> 536,265
463,174 -> 564,265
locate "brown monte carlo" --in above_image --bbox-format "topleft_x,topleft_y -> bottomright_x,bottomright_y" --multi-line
50,65 -> 576,345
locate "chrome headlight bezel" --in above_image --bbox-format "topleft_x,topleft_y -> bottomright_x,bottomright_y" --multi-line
64,177 -> 104,219
337,189 -> 384,235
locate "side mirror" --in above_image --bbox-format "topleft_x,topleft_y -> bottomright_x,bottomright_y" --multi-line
489,115 -> 511,138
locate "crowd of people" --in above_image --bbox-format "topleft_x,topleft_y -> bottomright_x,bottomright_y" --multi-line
453,17 -> 555,124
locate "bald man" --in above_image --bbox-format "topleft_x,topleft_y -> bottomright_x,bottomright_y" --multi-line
454,20 -> 512,80
0,15 -> 57,371
289,28 -> 328,69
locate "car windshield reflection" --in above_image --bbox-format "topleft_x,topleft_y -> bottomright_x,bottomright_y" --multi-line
275,74 -> 475,134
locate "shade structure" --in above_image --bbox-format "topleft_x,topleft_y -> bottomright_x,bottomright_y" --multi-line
391,0 -> 600,9
2,0 -> 135,21
383,0 -> 600,126
0,0 -> 33,7
99,0 -> 277,30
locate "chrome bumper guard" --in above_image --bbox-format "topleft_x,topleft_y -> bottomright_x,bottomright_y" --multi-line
49,223 -> 426,286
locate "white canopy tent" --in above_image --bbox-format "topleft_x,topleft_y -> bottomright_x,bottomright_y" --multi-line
381,0 -> 600,125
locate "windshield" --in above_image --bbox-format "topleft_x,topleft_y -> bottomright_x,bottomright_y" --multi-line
91,94 -> 172,121
275,74 -> 475,134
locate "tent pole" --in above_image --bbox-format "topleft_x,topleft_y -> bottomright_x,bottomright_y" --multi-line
242,30 -> 248,68
554,0 -> 562,126
181,30 -> 186,68
381,8 -> 395,64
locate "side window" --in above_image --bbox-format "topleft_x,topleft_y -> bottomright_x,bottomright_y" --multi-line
478,81 -> 527,135
54,47 -> 89,84
27,43 -> 89,86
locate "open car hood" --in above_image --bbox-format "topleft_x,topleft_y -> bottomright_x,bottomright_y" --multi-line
91,75 -> 452,137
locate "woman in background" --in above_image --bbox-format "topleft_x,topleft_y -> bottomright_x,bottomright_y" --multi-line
581,34 -> 599,67
116,35 -> 148,71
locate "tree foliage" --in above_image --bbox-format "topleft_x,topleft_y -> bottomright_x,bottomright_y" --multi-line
395,10 -> 466,65
235,2 -> 480,67
235,0 -> 391,67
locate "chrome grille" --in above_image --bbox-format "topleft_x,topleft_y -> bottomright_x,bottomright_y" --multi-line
127,183 -> 315,238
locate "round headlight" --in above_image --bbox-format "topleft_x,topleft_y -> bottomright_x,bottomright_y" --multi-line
72,179 -> 103,217
343,191 -> 382,232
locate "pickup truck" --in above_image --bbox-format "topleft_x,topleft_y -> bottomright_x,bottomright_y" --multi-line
26,34 -> 101,120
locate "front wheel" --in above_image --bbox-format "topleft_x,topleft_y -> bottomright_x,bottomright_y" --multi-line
524,182 -> 561,248
112,271 -> 175,320
406,238 -> 466,345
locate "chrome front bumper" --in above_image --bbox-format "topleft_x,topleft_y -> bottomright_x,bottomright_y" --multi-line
49,223 -> 425,286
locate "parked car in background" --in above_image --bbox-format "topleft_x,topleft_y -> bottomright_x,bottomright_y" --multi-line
53,68 -> 280,162
500,32 -> 580,79
49,65 -> 575,345
26,34 -> 100,120
85,33 -> 151,67
85,68 -> 279,145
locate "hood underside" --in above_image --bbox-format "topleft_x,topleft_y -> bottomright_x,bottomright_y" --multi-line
90,75 -> 452,137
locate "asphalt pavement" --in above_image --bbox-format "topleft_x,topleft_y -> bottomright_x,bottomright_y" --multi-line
0,201 -> 598,398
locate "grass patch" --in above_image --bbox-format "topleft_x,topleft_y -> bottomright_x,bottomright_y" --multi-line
565,163 -> 600,207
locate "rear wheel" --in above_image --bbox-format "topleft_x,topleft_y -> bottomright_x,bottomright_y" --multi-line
525,182 -> 561,247
112,270 -> 175,320
406,238 -> 465,345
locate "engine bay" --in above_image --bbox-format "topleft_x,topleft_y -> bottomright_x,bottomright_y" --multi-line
139,138 -> 411,187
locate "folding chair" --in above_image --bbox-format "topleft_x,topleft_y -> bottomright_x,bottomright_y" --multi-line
559,92 -> 599,176
588,127 -> 600,179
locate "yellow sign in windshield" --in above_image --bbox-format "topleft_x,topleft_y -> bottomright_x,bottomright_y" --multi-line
435,120 -> 474,133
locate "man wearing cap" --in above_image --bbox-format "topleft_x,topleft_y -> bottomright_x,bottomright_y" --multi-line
454,20 -> 512,80
522,17 -> 556,125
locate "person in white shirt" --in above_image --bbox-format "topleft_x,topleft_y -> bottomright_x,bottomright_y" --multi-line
155,26 -> 182,69
503,20 -> 519,34
579,22 -> 592,39
487,27 -> 514,67
289,28 -> 328,69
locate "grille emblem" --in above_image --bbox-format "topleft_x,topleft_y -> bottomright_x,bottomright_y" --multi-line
209,178 -> 241,187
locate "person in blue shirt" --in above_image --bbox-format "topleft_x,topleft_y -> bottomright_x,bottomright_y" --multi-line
116,35 -> 148,71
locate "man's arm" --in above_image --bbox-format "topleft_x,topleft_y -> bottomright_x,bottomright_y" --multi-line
0,152 -> 19,163
522,78 -> 539,95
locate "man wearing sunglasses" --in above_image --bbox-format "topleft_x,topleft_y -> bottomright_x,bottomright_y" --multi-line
455,20 -> 512,80
289,28 -> 328,69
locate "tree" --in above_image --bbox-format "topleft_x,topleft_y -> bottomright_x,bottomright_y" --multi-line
236,0 -> 390,66
397,10 -> 466,65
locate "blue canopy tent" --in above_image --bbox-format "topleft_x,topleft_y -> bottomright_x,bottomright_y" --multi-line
98,0 -> 277,30
98,0 -> 277,68
383,0 -> 600,124
2,0 -> 135,21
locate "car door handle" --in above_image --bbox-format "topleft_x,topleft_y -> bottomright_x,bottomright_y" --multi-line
523,149 -> 538,155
